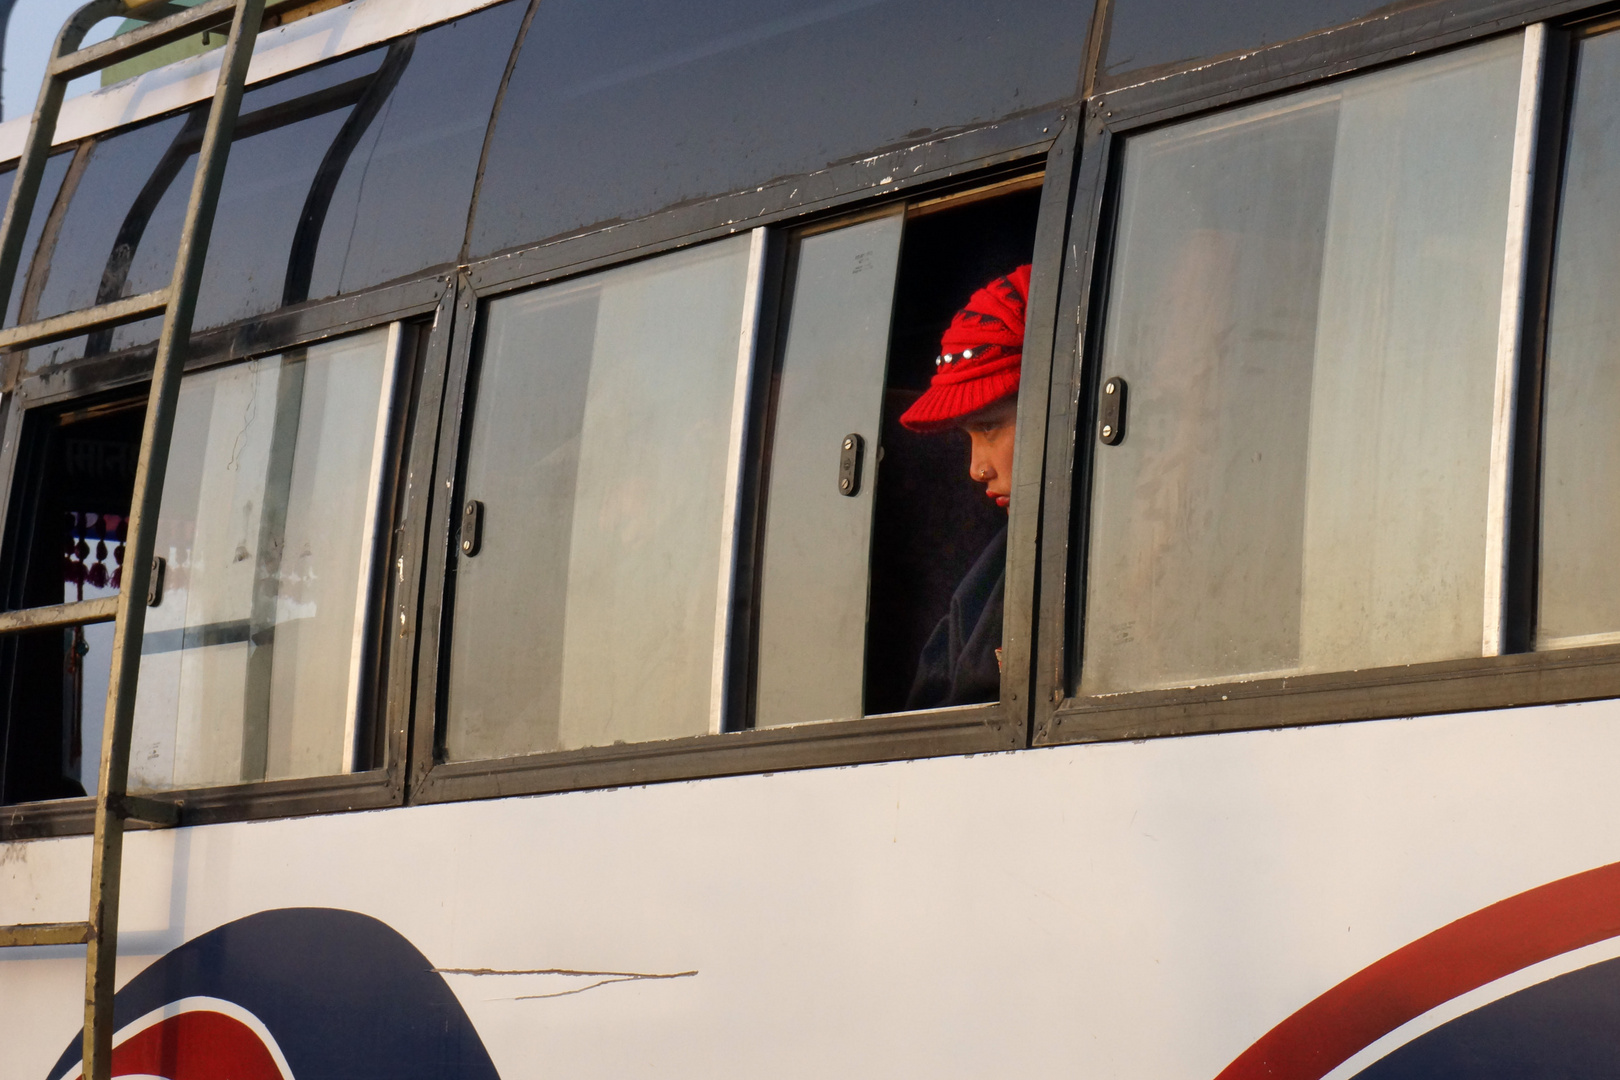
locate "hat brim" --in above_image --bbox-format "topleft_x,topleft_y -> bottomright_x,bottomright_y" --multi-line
898,371 -> 1020,433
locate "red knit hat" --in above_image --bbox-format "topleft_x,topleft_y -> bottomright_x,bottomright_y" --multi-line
899,264 -> 1031,433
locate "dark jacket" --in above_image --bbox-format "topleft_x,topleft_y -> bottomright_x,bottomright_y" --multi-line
905,525 -> 1005,710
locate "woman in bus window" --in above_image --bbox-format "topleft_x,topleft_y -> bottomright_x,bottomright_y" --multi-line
900,264 -> 1030,710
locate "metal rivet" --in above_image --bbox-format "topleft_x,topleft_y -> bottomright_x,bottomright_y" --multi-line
1101,424 -> 1113,438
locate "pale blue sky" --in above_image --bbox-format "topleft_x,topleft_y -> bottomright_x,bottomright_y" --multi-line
3,0 -> 121,120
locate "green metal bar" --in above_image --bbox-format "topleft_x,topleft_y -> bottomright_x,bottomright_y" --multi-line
0,597 -> 118,635
0,288 -> 168,350
81,2 -> 265,1078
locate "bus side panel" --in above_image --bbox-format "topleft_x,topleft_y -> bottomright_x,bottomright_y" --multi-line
4,700 -> 1620,1079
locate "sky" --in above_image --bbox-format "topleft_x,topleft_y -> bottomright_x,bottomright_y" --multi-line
2,0 -> 121,121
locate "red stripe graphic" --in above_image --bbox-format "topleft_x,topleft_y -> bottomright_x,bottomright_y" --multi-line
1217,859 -> 1620,1080
68,1011 -> 286,1080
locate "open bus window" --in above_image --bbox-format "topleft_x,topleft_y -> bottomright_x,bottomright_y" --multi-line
0,400 -> 141,803
443,236 -> 756,760
753,181 -> 1041,726
0,328 -> 397,803
1077,35 -> 1521,695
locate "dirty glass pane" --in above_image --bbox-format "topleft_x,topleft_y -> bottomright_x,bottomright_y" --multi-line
755,213 -> 902,728
305,1 -> 524,298
1539,28 -> 1620,650
30,112 -> 191,323
469,0 -> 1087,255
21,48 -> 387,363
121,49 -> 383,335
0,147 -> 72,328
1102,0 -> 1402,84
124,327 -> 393,790
445,236 -> 754,760
26,4 -> 517,370
1080,36 -> 1520,695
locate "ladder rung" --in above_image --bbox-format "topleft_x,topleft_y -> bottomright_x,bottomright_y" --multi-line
50,0 -> 236,81
0,921 -> 93,947
0,289 -> 169,351
0,597 -> 118,635
117,794 -> 179,826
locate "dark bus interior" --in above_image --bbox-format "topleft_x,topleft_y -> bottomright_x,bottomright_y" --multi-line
864,183 -> 1041,715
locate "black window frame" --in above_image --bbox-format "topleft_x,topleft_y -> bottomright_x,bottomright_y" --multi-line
1037,0 -> 1620,748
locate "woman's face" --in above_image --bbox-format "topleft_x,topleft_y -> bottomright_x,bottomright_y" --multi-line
961,398 -> 1018,509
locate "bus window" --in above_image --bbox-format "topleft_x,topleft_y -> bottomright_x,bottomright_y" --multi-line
20,2 -> 521,373
468,0 -> 1086,256
1538,24 -> 1620,651
1078,35 -> 1521,695
753,182 -> 1040,726
0,147 -> 71,330
0,327 -> 397,800
443,236 -> 756,760
0,400 -> 142,803
752,212 -> 905,727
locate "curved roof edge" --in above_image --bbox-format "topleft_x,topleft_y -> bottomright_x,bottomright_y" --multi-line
0,0 -> 509,161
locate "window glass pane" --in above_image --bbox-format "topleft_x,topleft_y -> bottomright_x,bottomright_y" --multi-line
122,50 -> 384,334
755,213 -> 903,728
29,112 -> 191,324
469,0 -> 1086,256
1538,28 -> 1620,649
446,237 -> 754,759
304,1 -> 524,298
127,328 -> 393,790
0,327 -> 394,801
0,147 -> 72,328
21,48 -> 391,368
1080,37 -> 1520,695
1102,0 -> 1399,85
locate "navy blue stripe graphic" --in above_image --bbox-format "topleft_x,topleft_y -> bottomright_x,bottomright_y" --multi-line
1354,956 -> 1620,1079
48,908 -> 500,1080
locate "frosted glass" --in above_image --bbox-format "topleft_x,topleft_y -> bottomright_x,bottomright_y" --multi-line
446,236 -> 753,758
127,328 -> 391,790
1081,36 -> 1520,695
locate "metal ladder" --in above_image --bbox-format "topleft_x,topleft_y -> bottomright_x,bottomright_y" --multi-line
0,2 -> 265,1078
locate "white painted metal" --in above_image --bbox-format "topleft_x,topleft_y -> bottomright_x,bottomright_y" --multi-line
1482,23 -> 1547,656
709,227 -> 768,735
341,320 -> 403,773
6,700 -> 1620,1079
0,0 -> 508,161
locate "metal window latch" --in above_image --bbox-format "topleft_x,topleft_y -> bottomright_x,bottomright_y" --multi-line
146,556 -> 165,607
837,433 -> 865,496
461,499 -> 484,556
1099,376 -> 1127,445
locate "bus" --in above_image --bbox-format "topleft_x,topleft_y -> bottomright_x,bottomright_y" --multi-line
3,0 -> 1620,1075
